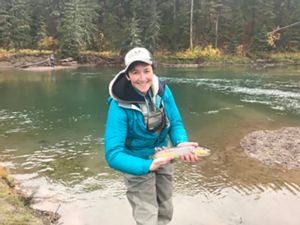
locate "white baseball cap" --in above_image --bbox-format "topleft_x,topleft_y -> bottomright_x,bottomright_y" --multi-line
124,47 -> 153,72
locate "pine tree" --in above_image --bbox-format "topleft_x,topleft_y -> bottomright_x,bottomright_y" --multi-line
156,0 -> 178,50
142,0 -> 160,51
226,0 -> 244,54
0,0 -> 11,48
58,0 -> 97,59
125,0 -> 143,49
208,0 -> 232,48
0,0 -> 31,49
128,16 -> 142,48
274,0 -> 300,51
249,25 -> 270,54
99,0 -> 129,51
77,0 -> 98,50
1,0 -> 300,55
58,0 -> 81,58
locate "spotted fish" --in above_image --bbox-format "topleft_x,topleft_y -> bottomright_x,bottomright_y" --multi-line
153,146 -> 211,159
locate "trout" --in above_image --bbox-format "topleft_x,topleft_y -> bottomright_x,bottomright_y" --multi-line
153,146 -> 211,159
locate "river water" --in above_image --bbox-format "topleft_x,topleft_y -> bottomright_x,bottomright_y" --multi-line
1,66 -> 300,225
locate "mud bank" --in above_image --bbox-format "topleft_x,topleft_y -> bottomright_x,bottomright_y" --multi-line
240,127 -> 300,169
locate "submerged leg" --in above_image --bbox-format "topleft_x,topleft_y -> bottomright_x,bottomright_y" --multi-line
156,164 -> 173,225
124,172 -> 158,225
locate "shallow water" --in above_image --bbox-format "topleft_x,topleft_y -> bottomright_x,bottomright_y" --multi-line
1,66 -> 300,225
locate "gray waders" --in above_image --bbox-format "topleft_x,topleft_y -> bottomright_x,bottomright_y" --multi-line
124,164 -> 173,225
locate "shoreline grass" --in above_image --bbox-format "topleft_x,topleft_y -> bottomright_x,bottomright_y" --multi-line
1,48 -> 300,67
0,166 -> 54,225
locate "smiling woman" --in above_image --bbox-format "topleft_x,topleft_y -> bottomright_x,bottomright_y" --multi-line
126,62 -> 154,94
105,47 -> 199,225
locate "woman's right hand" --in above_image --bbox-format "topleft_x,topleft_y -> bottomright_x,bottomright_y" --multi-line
149,157 -> 174,172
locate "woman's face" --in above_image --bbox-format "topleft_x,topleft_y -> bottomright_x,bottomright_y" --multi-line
127,63 -> 154,94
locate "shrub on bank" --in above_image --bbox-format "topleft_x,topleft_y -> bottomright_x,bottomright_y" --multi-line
155,46 -> 251,65
81,50 -> 119,59
269,52 -> 300,62
1,48 -> 300,66
175,45 -> 221,61
0,48 -> 51,60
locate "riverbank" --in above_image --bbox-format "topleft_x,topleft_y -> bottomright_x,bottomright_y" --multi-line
0,166 -> 58,225
0,51 -> 121,71
1,51 -> 300,72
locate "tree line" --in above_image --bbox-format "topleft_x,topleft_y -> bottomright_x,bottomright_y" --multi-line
1,0 -> 300,59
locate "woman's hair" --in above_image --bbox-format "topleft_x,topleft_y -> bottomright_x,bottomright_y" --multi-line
126,61 -> 155,74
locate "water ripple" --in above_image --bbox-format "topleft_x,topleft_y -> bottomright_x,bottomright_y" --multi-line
172,160 -> 300,198
163,77 -> 300,114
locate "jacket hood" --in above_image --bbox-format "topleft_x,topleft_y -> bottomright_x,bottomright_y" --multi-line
108,69 -> 161,104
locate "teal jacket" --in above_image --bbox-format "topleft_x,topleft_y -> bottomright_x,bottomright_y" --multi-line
104,70 -> 188,175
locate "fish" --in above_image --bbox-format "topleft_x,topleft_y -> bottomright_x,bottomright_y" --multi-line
153,146 -> 211,159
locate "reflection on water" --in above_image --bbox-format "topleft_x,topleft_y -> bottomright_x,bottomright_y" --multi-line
1,67 -> 300,225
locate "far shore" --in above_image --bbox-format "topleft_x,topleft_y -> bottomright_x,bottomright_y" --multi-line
1,56 -> 300,72
23,65 -> 79,71
0,61 -> 100,72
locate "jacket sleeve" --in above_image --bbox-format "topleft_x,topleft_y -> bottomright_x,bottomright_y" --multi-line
104,100 -> 153,176
163,85 -> 188,146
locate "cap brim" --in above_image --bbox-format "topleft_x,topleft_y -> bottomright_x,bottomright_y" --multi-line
124,59 -> 153,73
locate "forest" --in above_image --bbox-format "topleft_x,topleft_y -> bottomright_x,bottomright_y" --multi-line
1,0 -> 300,59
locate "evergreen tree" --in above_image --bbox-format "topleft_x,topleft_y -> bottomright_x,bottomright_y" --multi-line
0,0 -> 31,49
193,0 -> 211,47
249,25 -> 270,54
275,0 -> 300,51
30,15 -> 48,49
124,0 -> 143,50
226,0 -> 244,54
0,0 -> 11,48
1,0 -> 300,56
128,16 -> 142,48
58,0 -> 81,58
28,0 -> 46,48
99,0 -> 129,51
207,0 -> 232,48
142,0 -> 161,51
157,0 -> 179,50
58,0 -> 97,59
77,0 -> 98,50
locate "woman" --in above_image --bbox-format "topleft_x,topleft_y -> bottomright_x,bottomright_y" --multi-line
104,47 -> 199,225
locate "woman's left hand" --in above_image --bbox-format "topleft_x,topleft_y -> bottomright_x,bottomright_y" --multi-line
177,142 -> 199,163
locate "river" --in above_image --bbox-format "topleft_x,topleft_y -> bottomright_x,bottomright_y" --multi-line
1,66 -> 300,225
